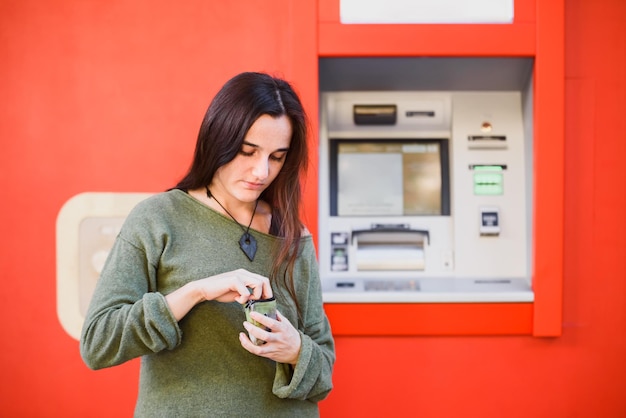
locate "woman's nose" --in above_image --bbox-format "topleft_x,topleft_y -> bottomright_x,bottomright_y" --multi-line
251,157 -> 269,179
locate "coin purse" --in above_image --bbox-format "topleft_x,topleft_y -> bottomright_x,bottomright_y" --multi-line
243,297 -> 277,345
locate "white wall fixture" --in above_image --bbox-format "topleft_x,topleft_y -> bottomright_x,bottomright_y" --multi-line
56,192 -> 152,340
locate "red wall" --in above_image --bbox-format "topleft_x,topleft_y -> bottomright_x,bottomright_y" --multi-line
1,0 -> 625,417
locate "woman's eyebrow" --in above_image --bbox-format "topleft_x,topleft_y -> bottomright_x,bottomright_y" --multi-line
242,141 -> 290,153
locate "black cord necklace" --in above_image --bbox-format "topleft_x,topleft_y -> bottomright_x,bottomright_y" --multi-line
206,186 -> 259,261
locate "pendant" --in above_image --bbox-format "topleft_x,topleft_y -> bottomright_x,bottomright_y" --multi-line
239,233 -> 257,261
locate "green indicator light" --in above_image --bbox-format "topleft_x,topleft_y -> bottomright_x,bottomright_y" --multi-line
473,166 -> 504,195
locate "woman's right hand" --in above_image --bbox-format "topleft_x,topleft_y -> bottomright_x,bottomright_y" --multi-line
165,269 -> 272,321
195,268 -> 273,304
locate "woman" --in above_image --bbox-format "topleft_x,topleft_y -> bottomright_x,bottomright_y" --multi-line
80,72 -> 335,417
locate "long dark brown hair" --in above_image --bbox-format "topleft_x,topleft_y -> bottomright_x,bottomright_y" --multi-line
175,72 -> 308,310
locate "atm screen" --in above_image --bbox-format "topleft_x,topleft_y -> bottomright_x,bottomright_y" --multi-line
330,139 -> 450,216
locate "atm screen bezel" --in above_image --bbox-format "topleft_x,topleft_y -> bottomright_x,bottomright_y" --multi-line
329,138 -> 451,217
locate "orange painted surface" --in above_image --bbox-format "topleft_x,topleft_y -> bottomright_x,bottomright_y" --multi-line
318,23 -> 536,57
532,0 -> 566,336
1,0 -> 625,417
0,1 -> 318,416
325,303 -> 533,336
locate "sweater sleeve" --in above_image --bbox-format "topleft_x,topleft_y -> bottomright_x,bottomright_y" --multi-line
80,214 -> 182,370
271,240 -> 335,402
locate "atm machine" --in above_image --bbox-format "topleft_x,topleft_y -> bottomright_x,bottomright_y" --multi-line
318,91 -> 533,302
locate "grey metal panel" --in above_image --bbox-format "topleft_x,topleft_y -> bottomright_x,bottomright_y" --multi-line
319,57 -> 534,92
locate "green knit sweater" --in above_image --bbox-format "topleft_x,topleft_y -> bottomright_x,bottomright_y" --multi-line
80,189 -> 335,417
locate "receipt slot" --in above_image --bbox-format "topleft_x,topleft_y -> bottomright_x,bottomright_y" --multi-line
319,91 -> 533,302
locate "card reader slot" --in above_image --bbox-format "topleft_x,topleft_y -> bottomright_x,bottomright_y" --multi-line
468,135 -> 506,141
469,164 -> 507,170
467,135 -> 508,150
353,104 -> 397,125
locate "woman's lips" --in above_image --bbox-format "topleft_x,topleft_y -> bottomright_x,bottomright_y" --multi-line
244,181 -> 265,191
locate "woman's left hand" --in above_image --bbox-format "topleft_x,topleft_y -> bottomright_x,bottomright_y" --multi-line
239,310 -> 301,365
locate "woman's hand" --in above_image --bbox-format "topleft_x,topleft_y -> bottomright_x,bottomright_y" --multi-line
165,269 -> 272,321
239,310 -> 302,365
195,268 -> 272,303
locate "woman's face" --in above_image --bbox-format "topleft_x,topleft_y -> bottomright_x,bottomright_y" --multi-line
211,114 -> 292,204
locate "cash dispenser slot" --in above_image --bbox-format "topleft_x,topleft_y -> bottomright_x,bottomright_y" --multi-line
352,226 -> 429,271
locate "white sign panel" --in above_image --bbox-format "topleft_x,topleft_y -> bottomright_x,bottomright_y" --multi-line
340,0 -> 514,24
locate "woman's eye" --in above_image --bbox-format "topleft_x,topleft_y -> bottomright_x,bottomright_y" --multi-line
270,153 -> 286,162
239,148 -> 286,162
